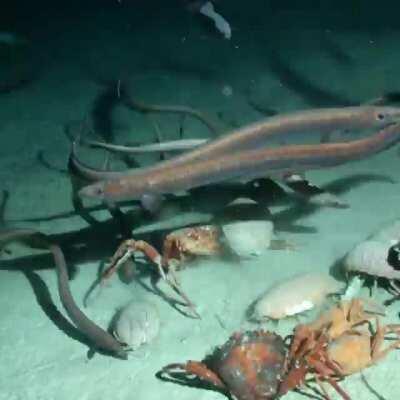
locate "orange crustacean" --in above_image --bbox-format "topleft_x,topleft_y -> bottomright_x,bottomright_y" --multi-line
327,317 -> 400,376
279,299 -> 400,399
305,298 -> 385,340
279,324 -> 350,400
159,299 -> 400,400
97,225 -> 222,318
102,224 -> 222,280
160,326 -> 352,400
160,330 -> 286,400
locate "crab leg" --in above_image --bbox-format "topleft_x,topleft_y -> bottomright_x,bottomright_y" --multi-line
102,239 -> 200,318
101,239 -> 164,284
314,374 -> 332,400
370,319 -> 400,362
312,361 -> 350,400
162,362 -> 226,389
164,268 -> 200,319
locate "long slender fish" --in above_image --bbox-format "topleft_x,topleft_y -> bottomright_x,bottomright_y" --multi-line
84,138 -> 209,154
0,229 -> 127,359
79,122 -> 400,202
70,106 -> 400,184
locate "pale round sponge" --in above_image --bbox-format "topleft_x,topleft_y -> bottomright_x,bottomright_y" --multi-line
222,220 -> 274,258
113,301 -> 160,351
344,240 -> 400,280
343,219 -> 400,280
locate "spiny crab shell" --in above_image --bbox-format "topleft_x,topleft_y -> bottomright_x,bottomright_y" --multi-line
163,225 -> 223,266
206,330 -> 286,400
344,219 -> 400,280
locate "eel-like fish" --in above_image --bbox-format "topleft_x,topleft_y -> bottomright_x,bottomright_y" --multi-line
0,228 -> 127,359
84,138 -> 209,154
79,121 -> 400,202
70,106 -> 400,185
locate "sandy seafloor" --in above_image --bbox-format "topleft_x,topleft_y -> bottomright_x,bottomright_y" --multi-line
1,1 -> 400,399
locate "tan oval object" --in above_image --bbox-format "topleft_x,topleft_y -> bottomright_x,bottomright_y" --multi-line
222,220 -> 274,258
251,272 -> 343,321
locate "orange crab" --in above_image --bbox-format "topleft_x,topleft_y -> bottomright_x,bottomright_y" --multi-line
99,225 -> 222,318
159,303 -> 400,400
327,317 -> 400,376
305,298 -> 385,340
279,299 -> 400,399
161,225 -> 223,268
102,225 -> 222,280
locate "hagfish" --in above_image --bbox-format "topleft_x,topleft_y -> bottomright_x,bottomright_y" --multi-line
79,122 -> 400,202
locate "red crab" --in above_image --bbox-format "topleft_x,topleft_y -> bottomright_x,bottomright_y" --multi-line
160,330 -> 286,400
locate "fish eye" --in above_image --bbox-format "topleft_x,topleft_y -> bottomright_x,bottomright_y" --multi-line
82,185 -> 104,198
94,186 -> 104,196
376,112 -> 385,121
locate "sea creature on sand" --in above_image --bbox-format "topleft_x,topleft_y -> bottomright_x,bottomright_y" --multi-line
100,222 -> 292,317
326,318 -> 400,376
280,298 -> 400,398
160,330 -> 286,400
222,219 -> 276,258
305,297 -> 385,340
159,300 -> 400,399
249,272 -> 343,321
0,228 -> 128,359
112,300 -> 160,351
99,225 -> 223,318
343,219 -> 400,293
217,197 -> 294,258
103,225 -> 222,276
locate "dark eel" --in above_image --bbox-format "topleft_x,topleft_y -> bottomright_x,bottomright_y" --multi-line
0,228 -> 127,359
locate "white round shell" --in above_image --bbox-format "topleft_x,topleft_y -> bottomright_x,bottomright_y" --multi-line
113,301 -> 160,350
344,240 -> 400,280
251,272 -> 343,321
222,220 -> 274,258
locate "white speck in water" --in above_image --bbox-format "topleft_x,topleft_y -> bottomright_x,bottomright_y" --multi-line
222,85 -> 233,97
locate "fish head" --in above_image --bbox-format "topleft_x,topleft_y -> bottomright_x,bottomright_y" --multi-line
79,179 -> 137,203
371,106 -> 400,128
